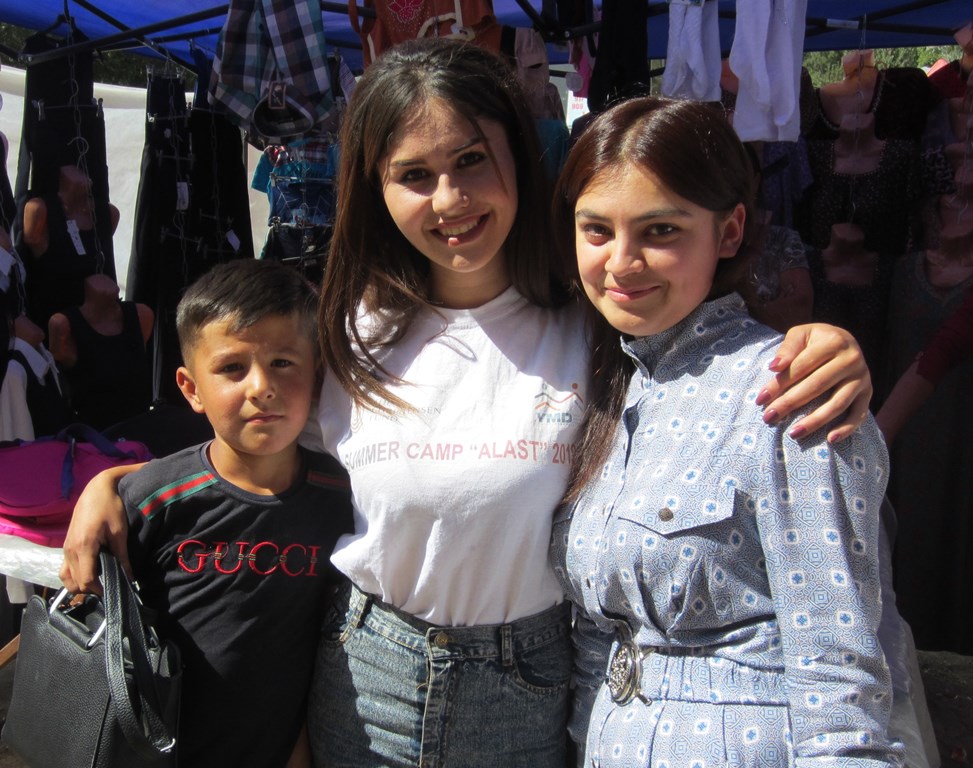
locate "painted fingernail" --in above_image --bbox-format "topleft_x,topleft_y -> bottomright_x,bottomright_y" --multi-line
755,389 -> 770,406
768,357 -> 782,371
763,408 -> 779,424
788,424 -> 807,439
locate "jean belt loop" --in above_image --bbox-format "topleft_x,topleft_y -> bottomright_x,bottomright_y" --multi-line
501,623 -> 514,668
348,584 -> 371,629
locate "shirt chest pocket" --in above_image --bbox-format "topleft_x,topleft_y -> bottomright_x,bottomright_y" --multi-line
615,483 -> 738,537
615,485 -> 746,628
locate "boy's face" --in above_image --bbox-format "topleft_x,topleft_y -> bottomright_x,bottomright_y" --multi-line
176,312 -> 316,462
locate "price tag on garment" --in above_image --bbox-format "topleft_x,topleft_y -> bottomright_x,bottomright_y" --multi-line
176,182 -> 190,211
66,220 -> 86,255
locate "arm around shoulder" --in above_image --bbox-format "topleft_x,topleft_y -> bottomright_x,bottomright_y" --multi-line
59,463 -> 145,593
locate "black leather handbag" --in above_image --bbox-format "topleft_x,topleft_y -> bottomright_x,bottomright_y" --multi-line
1,552 -> 181,767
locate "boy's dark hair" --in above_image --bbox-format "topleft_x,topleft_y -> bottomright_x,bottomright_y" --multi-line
176,260 -> 319,363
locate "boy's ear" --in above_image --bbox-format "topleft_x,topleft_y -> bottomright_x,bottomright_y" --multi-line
176,366 -> 206,414
718,203 -> 747,259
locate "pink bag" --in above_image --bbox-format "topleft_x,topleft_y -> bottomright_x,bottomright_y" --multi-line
0,516 -> 72,547
0,423 -> 152,547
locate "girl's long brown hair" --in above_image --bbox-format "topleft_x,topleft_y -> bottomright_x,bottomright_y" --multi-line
552,96 -> 756,502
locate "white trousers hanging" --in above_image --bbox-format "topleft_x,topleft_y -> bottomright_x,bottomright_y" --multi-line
660,0 -> 721,102
729,0 -> 808,142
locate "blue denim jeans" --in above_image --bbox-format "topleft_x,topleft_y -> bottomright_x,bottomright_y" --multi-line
308,582 -> 572,768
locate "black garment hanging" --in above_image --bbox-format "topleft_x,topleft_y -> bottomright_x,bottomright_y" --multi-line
0,290 -> 14,392
127,72 -> 191,310
13,28 -> 114,273
585,0 -> 651,112
0,134 -> 14,233
21,192 -> 105,329
60,301 -> 152,430
1,136 -> 24,321
127,69 -> 253,406
187,47 -> 255,273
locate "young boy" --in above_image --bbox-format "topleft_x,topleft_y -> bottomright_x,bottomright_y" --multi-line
118,259 -> 352,768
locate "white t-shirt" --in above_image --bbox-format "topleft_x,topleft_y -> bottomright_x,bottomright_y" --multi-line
316,287 -> 589,626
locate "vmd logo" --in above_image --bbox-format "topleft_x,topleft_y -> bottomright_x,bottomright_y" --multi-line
534,382 -> 585,424
538,412 -> 573,423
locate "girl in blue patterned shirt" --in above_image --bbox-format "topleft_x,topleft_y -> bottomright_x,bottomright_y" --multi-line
551,96 -> 902,767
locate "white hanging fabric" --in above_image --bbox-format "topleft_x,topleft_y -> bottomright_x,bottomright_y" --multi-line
729,0 -> 808,142
660,0 -> 721,102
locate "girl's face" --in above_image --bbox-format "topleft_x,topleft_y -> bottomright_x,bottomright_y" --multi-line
575,165 -> 744,337
380,98 -> 518,309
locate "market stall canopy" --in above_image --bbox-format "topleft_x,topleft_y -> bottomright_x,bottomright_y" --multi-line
1,0 -> 971,76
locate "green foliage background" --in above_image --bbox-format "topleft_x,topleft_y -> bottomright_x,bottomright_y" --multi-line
802,46 -> 959,86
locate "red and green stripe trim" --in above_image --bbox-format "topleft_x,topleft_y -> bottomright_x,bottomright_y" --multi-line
307,470 -> 350,490
139,471 -> 218,519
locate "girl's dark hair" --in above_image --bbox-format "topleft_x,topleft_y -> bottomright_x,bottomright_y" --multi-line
319,37 -> 568,413
552,96 -> 756,502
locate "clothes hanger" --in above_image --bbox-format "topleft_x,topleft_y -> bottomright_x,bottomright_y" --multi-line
853,12 -> 874,112
35,13 -> 72,39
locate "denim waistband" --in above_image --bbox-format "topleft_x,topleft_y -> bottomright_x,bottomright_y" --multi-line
343,582 -> 571,663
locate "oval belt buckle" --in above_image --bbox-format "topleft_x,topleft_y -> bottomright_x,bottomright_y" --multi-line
607,638 -> 641,705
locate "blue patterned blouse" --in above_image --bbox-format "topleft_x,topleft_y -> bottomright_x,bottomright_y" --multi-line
551,295 -> 902,767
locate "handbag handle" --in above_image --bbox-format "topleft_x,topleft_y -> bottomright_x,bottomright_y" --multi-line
57,423 -> 143,499
100,552 -> 177,758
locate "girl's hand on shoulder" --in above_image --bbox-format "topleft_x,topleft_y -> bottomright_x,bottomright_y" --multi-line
756,323 -> 872,444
